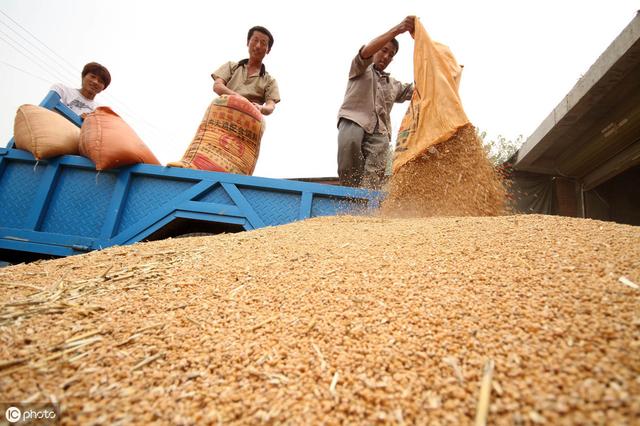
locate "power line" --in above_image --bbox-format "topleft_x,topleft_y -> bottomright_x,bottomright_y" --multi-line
0,54 -> 179,143
0,8 -> 176,142
0,16 -> 78,85
0,30 -> 71,85
0,17 -> 78,84
0,9 -> 79,78
0,59 -> 51,84
0,52 -> 176,142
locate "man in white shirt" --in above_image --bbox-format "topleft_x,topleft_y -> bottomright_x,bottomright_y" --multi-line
51,62 -> 111,118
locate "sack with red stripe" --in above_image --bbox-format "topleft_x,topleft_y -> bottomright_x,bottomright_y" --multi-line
169,95 -> 264,175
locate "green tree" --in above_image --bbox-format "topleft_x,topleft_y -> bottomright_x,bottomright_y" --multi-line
478,130 -> 524,166
387,130 -> 524,172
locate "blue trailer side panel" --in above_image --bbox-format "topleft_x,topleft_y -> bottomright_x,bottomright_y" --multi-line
1,93 -> 381,260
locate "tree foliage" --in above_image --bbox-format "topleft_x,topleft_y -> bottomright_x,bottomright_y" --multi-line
386,130 -> 525,172
478,130 -> 524,166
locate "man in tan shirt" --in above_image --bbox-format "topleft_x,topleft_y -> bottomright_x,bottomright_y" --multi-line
337,17 -> 415,189
212,26 -> 280,115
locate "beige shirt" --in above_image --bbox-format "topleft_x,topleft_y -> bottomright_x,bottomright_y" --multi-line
212,60 -> 281,105
337,48 -> 413,136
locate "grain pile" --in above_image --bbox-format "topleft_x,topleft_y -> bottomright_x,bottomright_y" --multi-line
383,124 -> 508,217
1,214 -> 639,424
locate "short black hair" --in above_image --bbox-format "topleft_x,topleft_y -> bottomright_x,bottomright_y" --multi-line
247,26 -> 274,50
82,62 -> 111,88
390,38 -> 399,55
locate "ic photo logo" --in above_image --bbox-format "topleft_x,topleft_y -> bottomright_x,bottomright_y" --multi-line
2,403 -> 59,424
5,406 -> 21,422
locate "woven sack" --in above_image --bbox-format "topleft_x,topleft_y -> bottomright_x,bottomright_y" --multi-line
168,95 -> 264,175
79,106 -> 160,170
13,104 -> 80,159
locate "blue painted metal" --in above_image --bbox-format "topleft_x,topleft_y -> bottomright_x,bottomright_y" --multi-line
1,92 -> 380,259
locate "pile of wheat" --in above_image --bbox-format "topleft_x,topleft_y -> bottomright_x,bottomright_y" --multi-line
1,214 -> 638,424
383,124 -> 508,218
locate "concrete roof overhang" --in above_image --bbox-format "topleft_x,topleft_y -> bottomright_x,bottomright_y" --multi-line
515,12 -> 640,191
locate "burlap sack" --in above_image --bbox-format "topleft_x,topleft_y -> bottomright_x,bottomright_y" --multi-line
79,106 -> 160,170
13,104 -> 80,159
392,18 -> 469,174
168,95 -> 264,175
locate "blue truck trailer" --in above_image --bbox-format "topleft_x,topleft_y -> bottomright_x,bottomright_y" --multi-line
0,92 -> 379,263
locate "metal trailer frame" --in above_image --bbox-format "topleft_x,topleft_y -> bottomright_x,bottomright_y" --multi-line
1,92 -> 380,259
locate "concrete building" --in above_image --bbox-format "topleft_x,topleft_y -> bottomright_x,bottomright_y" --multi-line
298,13 -> 640,225
511,11 -> 640,225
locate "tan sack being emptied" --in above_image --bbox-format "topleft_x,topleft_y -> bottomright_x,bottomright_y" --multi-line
383,17 -> 506,218
392,17 -> 468,173
79,106 -> 160,171
13,104 -> 80,160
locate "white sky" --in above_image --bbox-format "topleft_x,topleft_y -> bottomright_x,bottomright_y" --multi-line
1,1 -> 638,178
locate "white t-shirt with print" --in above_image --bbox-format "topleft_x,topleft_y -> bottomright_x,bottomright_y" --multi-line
50,83 -> 98,116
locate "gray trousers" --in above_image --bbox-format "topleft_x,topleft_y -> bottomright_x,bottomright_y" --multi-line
337,119 -> 389,189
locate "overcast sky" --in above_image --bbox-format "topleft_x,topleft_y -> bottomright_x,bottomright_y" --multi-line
1,1 -> 638,178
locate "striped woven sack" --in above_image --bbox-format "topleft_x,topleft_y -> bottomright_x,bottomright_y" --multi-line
169,95 -> 264,175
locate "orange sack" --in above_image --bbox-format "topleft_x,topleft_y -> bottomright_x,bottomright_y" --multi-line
79,106 -> 160,171
168,95 -> 264,175
392,17 -> 468,173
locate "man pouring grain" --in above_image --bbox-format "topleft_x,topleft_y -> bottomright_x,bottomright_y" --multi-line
336,16 -> 415,189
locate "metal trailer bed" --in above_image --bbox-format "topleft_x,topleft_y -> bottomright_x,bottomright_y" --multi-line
0,92 -> 379,261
